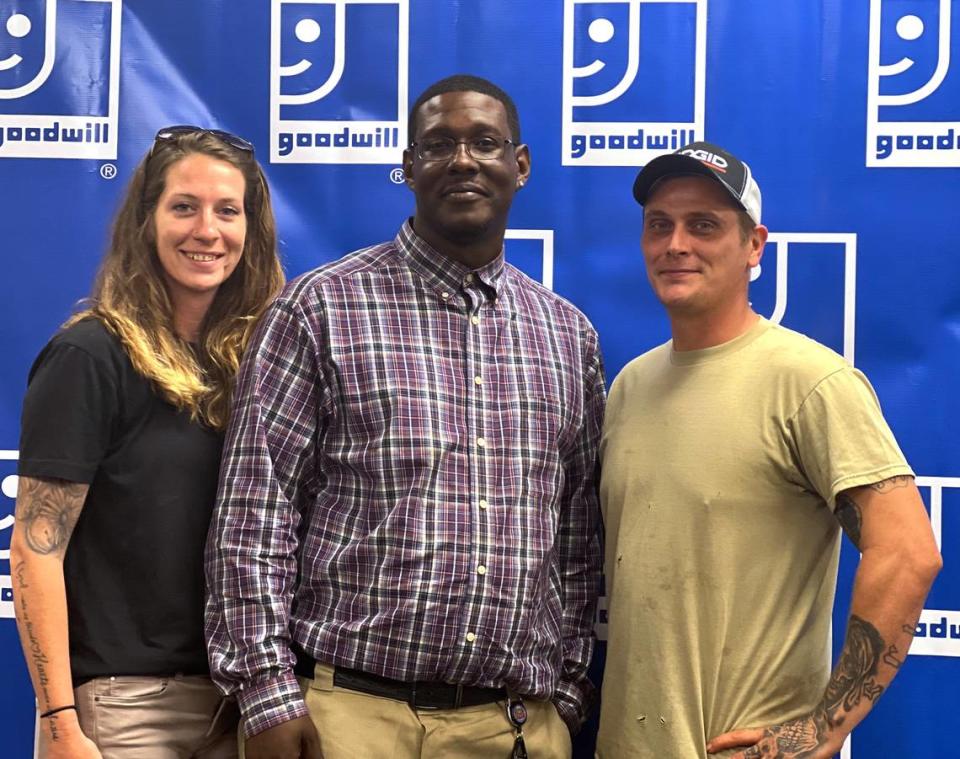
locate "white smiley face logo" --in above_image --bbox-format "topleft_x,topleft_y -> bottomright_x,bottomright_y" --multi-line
0,0 -> 57,99
278,5 -> 347,106
281,18 -> 321,77
0,12 -> 32,71
875,0 -> 952,108
883,14 -> 926,76
571,4 -> 641,109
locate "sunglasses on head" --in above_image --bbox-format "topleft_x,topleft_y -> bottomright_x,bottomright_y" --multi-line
151,125 -> 254,156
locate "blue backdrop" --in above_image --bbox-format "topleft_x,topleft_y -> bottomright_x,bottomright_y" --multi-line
1,1 -> 958,757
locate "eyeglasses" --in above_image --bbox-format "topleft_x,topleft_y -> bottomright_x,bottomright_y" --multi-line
151,125 -> 254,156
410,136 -> 515,162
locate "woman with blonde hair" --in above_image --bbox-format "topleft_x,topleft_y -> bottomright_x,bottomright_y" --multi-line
10,127 -> 285,758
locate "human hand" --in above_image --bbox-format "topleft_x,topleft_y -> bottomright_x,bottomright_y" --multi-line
707,710 -> 841,759
244,715 -> 323,759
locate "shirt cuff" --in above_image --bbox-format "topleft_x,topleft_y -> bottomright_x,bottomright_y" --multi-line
552,676 -> 597,736
237,671 -> 310,738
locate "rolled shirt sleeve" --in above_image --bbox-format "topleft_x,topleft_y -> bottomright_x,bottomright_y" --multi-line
204,297 -> 326,737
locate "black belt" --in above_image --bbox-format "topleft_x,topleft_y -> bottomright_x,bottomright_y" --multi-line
293,645 -> 505,710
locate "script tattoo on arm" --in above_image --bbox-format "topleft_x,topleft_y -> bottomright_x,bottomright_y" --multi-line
13,559 -> 54,712
16,477 -> 88,557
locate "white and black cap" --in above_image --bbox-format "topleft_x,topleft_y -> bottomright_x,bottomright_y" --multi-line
632,141 -> 762,225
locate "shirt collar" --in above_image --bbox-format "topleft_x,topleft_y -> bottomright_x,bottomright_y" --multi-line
396,219 -> 506,302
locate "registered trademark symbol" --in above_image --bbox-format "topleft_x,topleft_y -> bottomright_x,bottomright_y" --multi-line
389,167 -> 405,184
100,163 -> 117,180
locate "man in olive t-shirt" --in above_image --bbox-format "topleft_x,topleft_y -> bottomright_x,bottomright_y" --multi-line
596,142 -> 941,759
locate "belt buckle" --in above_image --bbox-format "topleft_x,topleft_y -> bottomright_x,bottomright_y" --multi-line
409,681 -> 438,711
408,681 -> 461,710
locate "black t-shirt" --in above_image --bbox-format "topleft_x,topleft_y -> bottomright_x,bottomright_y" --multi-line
18,318 -> 224,684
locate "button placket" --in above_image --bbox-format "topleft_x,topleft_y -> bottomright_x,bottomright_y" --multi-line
463,292 -> 492,660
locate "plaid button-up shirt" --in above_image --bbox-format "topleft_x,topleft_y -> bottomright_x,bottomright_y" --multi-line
205,221 -> 604,738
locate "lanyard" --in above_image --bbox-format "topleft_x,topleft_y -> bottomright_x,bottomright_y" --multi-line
506,696 -> 528,759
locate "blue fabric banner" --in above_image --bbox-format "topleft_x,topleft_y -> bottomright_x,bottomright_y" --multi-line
1,1 -> 957,756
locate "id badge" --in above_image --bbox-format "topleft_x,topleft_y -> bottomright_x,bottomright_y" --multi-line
507,697 -> 528,759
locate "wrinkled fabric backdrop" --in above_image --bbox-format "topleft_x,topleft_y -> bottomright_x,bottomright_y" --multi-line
1,1 -> 958,757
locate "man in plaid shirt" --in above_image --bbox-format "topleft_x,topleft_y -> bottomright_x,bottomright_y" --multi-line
205,75 -> 605,759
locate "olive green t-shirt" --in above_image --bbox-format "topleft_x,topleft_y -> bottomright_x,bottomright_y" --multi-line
596,318 -> 912,759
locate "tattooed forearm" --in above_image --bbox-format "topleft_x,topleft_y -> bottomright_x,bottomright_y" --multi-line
719,611 -> 922,757
867,475 -> 913,494
13,560 -> 53,708
739,707 -> 831,759
823,615 -> 886,722
16,477 -> 88,556
835,491 -> 863,550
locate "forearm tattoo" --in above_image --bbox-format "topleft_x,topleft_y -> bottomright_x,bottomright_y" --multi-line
13,560 -> 54,710
824,615 -> 886,716
740,615 -> 891,758
15,477 -> 88,556
741,708 -> 830,758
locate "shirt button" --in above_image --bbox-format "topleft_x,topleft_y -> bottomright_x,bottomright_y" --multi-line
441,291 -> 450,300
477,565 -> 487,575
471,315 -> 480,325
477,437 -> 486,448
464,273 -> 474,284
474,375 -> 483,385
479,499 -> 488,510
465,631 -> 476,643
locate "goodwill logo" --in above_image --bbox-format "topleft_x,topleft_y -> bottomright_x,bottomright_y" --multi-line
749,233 -> 858,365
0,0 -> 121,160
909,477 -> 960,657
271,0 -> 408,164
0,451 -> 17,619
867,0 -> 960,167
562,0 -> 706,166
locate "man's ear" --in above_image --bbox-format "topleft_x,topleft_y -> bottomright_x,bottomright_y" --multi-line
748,224 -> 769,268
514,143 -> 531,190
403,148 -> 415,189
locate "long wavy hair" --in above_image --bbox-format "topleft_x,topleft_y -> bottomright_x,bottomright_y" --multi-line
68,131 -> 285,430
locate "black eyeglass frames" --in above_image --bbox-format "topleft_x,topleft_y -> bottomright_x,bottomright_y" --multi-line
409,136 -> 516,162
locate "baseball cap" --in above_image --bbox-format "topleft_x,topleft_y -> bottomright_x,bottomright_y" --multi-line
632,141 -> 762,225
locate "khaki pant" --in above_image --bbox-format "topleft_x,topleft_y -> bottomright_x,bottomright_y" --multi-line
242,662 -> 572,759
75,674 -> 239,759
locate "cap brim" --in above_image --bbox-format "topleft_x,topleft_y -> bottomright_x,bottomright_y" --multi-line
632,154 -> 723,205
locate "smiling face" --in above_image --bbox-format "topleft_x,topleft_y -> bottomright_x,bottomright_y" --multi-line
642,175 -> 766,320
403,90 -> 530,264
152,153 -> 247,319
